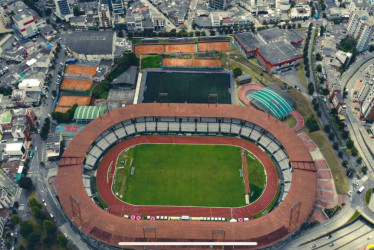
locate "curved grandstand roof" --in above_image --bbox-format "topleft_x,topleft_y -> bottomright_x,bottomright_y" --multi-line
57,103 -> 317,248
250,88 -> 294,119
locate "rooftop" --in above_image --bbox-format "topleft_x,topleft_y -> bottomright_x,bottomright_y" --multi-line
0,111 -> 12,124
235,32 -> 263,51
112,66 -> 138,86
73,106 -> 107,120
66,31 -> 115,55
258,41 -> 301,65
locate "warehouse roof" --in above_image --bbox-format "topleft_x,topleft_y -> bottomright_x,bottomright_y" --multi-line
234,32 -> 263,52
258,41 -> 301,65
66,31 -> 115,55
73,106 -> 107,121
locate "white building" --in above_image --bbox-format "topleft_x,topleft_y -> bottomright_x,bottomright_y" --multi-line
12,12 -> 38,38
347,10 -> 374,52
4,143 -> 26,156
19,78 -> 43,92
0,189 -> 11,208
290,5 -> 311,20
151,13 -> 165,30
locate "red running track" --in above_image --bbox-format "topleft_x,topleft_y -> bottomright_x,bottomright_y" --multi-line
96,136 -> 278,218
290,110 -> 304,133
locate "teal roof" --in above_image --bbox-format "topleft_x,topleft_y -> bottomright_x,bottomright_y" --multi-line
73,106 -> 107,121
250,88 -> 293,119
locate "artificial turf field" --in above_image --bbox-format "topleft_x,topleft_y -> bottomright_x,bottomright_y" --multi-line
112,143 -> 266,207
142,71 -> 231,104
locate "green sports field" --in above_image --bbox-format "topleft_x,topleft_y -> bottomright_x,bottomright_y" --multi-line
142,71 -> 231,104
113,144 -> 247,207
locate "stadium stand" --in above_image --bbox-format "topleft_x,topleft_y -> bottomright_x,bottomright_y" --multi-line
58,104 -> 316,249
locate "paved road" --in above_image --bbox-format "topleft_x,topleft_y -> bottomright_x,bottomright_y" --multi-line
342,56 -> 374,173
185,0 -> 198,30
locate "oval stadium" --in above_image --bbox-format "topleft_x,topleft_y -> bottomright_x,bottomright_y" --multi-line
57,103 -> 317,249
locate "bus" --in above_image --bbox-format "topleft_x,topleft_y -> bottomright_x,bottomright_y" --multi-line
358,186 -> 365,193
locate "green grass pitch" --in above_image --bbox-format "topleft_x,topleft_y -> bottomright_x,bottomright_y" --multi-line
143,71 -> 231,104
113,144 -> 245,207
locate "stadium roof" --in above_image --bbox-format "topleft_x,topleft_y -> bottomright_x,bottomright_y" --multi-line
250,87 -> 294,119
73,106 -> 107,121
66,31 -> 115,55
258,41 -> 301,65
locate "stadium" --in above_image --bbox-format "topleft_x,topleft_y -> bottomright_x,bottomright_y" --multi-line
57,103 -> 317,249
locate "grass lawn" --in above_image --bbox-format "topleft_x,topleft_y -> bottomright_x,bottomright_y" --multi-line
297,64 -> 308,88
365,188 -> 372,205
283,115 -> 297,128
141,55 -> 163,69
246,151 -> 266,202
114,144 -> 246,207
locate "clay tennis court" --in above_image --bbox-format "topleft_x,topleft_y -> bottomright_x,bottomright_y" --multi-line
65,65 -> 98,78
55,95 -> 91,112
164,43 -> 196,54
134,44 -> 165,55
60,78 -> 94,92
162,58 -> 222,68
198,41 -> 230,52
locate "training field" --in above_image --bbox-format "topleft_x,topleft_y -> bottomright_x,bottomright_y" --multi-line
142,71 -> 232,104
113,144 -> 247,207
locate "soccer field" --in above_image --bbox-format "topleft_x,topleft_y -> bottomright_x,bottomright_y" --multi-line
142,71 -> 232,104
113,144 -> 247,207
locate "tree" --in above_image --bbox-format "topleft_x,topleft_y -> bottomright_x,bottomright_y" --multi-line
316,64 -> 322,72
12,214 -> 21,224
328,132 -> 335,141
324,124 -> 331,133
57,234 -> 68,248
346,168 -> 355,177
339,36 -> 357,53
73,6 -> 84,16
43,220 -> 57,237
298,23 -> 302,28
52,90 -> 57,98
357,156 -> 363,164
316,53 -> 322,61
31,206 -> 46,221
347,138 -> 354,149
27,231 -> 41,249
362,166 -> 368,174
333,142 -> 339,150
194,31 -> 200,36
19,177 -> 32,189
118,30 -> 124,38
342,160 -> 349,167
233,67 -> 243,77
45,8 -> 52,16
338,151 -> 343,158
308,82 -> 315,95
209,29 -> 216,36
351,147 -> 358,156
20,221 -> 33,237
306,115 -> 320,132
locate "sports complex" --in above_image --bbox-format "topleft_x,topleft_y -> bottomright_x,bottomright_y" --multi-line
57,103 -> 317,249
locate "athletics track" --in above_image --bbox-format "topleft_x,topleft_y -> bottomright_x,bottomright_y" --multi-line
96,136 -> 278,218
